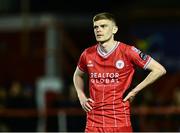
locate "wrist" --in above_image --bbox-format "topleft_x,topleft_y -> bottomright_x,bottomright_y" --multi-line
78,93 -> 87,101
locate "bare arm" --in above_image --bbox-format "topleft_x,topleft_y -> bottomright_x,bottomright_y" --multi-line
73,67 -> 94,112
123,58 -> 166,102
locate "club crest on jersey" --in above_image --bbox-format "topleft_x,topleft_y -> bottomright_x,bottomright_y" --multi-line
115,60 -> 124,69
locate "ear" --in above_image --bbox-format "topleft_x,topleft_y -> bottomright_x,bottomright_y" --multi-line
113,26 -> 118,34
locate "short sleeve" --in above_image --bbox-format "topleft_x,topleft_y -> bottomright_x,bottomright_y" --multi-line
77,50 -> 88,73
127,46 -> 151,69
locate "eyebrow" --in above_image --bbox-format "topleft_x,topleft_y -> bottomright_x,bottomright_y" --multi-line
93,24 -> 108,28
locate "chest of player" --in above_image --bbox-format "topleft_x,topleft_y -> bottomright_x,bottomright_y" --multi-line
86,52 -> 133,76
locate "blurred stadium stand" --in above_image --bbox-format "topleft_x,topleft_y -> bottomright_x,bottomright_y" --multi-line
0,0 -> 180,132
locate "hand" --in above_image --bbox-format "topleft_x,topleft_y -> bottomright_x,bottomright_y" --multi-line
123,90 -> 137,102
80,98 -> 94,112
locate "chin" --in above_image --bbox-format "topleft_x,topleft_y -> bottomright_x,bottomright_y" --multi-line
96,38 -> 105,42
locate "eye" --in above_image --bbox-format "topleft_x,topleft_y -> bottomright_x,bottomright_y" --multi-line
101,25 -> 105,28
93,25 -> 98,29
101,24 -> 108,28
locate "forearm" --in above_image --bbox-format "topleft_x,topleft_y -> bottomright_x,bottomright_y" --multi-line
73,74 -> 86,100
123,56 -> 166,102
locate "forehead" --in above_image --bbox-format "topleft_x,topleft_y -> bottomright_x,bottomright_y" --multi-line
93,19 -> 114,26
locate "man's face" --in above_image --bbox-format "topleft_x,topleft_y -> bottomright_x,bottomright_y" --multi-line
93,19 -> 117,42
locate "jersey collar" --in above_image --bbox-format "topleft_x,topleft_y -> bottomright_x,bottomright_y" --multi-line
97,41 -> 119,58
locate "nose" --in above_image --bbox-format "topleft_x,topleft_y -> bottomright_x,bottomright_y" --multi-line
96,27 -> 101,33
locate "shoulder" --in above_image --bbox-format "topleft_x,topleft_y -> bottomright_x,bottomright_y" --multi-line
119,42 -> 133,51
83,44 -> 97,54
79,44 -> 97,58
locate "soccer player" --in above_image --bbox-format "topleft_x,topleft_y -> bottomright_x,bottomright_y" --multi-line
73,12 -> 166,132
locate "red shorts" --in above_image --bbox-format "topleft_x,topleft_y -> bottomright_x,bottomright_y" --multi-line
85,126 -> 133,132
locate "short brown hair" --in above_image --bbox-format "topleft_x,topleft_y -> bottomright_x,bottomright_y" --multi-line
93,12 -> 117,25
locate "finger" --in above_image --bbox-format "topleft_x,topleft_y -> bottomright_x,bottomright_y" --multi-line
87,98 -> 95,103
81,98 -> 94,112
123,96 -> 129,102
129,96 -> 135,102
82,105 -> 90,112
84,102 -> 93,111
123,94 -> 130,102
82,101 -> 93,112
82,106 -> 88,112
81,102 -> 88,112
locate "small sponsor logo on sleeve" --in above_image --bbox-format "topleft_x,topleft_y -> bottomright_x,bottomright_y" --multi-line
139,52 -> 148,61
131,46 -> 141,54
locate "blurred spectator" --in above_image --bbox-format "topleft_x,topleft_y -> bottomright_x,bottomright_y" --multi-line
7,80 -> 26,108
172,86 -> 180,131
0,86 -> 7,109
142,89 -> 154,106
173,87 -> 180,106
0,86 -> 10,131
5,80 -> 37,131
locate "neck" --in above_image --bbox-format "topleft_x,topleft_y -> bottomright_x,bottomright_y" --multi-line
99,40 -> 117,53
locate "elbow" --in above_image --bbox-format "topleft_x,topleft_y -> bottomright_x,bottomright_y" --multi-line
73,73 -> 77,83
162,66 -> 166,75
159,66 -> 167,76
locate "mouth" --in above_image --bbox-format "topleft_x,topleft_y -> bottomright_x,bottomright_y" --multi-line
96,34 -> 103,37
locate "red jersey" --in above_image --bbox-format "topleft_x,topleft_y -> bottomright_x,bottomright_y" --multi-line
77,42 -> 151,128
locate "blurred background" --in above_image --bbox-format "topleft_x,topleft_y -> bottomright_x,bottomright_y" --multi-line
0,0 -> 180,132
